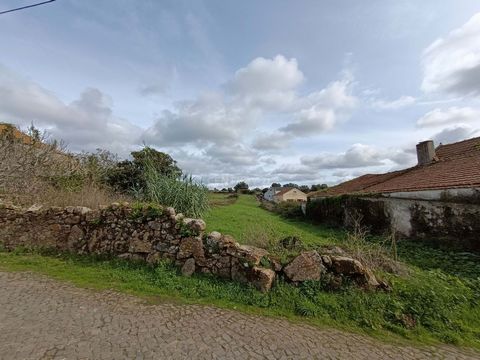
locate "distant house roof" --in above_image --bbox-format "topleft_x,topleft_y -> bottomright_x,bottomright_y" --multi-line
274,187 -> 307,197
309,136 -> 480,198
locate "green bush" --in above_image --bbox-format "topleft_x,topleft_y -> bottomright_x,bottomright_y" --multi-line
274,202 -> 304,219
105,147 -> 181,194
143,161 -> 209,218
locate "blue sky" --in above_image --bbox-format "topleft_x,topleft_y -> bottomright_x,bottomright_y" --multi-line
1,0 -> 480,188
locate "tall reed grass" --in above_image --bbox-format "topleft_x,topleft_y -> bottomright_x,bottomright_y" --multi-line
143,159 -> 209,218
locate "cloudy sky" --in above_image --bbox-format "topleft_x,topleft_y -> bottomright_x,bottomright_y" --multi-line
1,0 -> 480,188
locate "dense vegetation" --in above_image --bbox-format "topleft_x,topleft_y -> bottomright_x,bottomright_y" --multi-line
0,124 -> 209,217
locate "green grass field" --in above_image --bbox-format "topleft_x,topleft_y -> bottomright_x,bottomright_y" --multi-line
204,194 -> 343,247
1,194 -> 480,348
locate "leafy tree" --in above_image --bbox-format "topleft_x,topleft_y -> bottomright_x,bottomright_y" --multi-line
283,183 -> 299,188
234,181 -> 249,192
106,146 -> 181,193
299,185 -> 310,193
271,182 -> 281,188
310,184 -> 328,192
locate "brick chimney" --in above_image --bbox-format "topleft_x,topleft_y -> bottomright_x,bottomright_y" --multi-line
416,140 -> 436,166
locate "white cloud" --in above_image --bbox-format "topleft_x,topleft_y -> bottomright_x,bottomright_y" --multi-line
252,132 -> 293,150
417,106 -> 480,127
280,75 -> 357,136
205,143 -> 259,166
144,55 -> 357,174
422,13 -> 480,96
371,95 -> 416,110
0,66 -> 141,154
281,108 -> 336,136
432,124 -> 479,145
227,55 -> 304,111
300,144 -> 385,170
299,143 -> 415,171
141,92 -> 254,146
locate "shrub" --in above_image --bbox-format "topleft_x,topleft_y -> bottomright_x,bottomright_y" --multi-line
143,159 -> 209,218
274,202 -> 304,219
105,147 -> 181,194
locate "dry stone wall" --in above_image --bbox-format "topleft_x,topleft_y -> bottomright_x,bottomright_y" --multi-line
0,202 -> 381,292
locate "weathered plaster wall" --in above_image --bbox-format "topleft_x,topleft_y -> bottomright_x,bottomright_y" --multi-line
383,187 -> 480,202
307,191 -> 480,251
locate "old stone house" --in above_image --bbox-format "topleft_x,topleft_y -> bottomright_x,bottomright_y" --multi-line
308,136 -> 480,250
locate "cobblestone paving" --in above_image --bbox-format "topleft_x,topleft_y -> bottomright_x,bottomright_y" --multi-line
0,272 -> 479,360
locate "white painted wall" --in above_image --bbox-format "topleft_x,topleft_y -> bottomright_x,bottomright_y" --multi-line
383,187 -> 480,201
264,187 -> 280,202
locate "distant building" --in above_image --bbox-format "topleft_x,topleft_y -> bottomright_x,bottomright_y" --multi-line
273,187 -> 307,203
264,187 -> 282,202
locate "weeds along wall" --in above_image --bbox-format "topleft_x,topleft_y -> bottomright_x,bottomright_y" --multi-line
306,194 -> 480,251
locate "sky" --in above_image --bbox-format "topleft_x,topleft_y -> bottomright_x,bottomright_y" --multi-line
1,0 -> 480,188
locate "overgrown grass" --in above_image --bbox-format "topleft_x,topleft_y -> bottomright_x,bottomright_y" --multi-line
208,192 -> 238,207
1,249 -> 480,349
204,195 -> 342,247
143,162 -> 209,218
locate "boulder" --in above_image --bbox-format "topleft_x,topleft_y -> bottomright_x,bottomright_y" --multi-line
208,231 -> 222,241
73,206 -> 91,215
129,238 -> 151,253
203,232 -> 222,254
146,252 -> 162,265
321,255 -> 332,268
250,267 -> 275,293
67,225 -> 84,250
229,245 -> 268,266
154,242 -> 170,252
231,257 -> 249,284
218,235 -> 238,251
64,216 -> 81,225
177,237 -> 205,261
27,204 -> 43,212
330,256 -> 365,275
181,258 -> 196,277
148,221 -> 162,230
164,207 -> 176,216
357,268 -> 380,288
284,251 -> 325,282
330,256 -> 381,289
183,218 -> 206,233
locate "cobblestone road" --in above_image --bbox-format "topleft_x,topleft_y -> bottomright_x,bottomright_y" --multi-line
0,272 -> 479,360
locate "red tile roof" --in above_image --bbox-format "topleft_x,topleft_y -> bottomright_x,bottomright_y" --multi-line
309,136 -> 480,197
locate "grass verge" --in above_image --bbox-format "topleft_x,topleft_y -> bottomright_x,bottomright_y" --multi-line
1,248 -> 479,349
